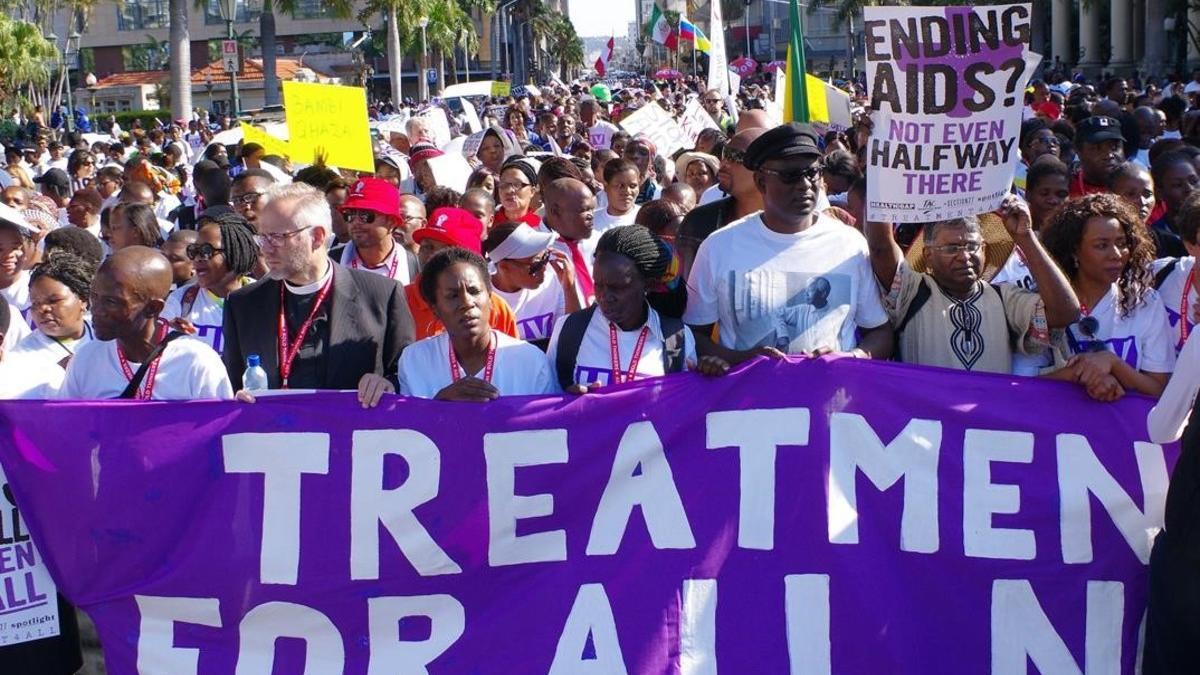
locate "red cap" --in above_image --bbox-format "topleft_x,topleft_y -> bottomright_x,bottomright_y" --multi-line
340,177 -> 401,219
413,208 -> 483,254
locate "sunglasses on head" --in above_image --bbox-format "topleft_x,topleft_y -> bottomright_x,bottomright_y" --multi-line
1075,316 -> 1107,352
343,210 -> 378,224
186,243 -> 224,261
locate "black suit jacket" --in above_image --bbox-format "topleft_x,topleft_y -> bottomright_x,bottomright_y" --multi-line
222,263 -> 415,390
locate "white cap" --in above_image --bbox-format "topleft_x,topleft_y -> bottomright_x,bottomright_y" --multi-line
486,223 -> 555,271
0,202 -> 33,237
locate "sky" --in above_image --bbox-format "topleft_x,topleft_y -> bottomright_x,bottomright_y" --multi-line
569,0 -> 637,38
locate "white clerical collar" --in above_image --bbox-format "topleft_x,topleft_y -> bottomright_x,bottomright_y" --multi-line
284,261 -> 333,296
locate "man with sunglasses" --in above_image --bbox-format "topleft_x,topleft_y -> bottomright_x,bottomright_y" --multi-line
678,127 -> 767,280
221,183 -> 415,392
684,122 -> 893,362
329,177 -> 419,285
701,88 -> 735,135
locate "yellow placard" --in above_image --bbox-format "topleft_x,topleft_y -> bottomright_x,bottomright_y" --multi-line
239,122 -> 291,158
490,81 -> 511,97
281,81 -> 373,172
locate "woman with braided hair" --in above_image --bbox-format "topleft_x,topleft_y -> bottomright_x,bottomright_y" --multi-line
11,252 -> 96,371
162,211 -> 259,354
546,225 -> 729,393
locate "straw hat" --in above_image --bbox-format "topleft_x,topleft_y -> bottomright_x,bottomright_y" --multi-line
674,152 -> 720,181
904,211 -> 1015,282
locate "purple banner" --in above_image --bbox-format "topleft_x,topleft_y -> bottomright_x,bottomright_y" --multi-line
0,358 -> 1174,674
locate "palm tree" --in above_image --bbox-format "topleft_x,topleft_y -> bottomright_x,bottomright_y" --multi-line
359,0 -> 426,105
259,0 -> 353,107
0,14 -> 56,107
545,10 -> 582,81
168,0 -> 192,120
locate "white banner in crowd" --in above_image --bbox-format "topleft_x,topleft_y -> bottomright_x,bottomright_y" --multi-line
863,4 -> 1039,223
619,104 -> 693,159
0,465 -> 59,647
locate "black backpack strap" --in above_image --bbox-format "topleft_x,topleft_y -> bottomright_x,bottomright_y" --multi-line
180,285 -> 201,316
1154,258 -> 1179,290
119,331 -> 186,399
658,314 -> 687,374
554,306 -> 597,390
895,277 -> 932,336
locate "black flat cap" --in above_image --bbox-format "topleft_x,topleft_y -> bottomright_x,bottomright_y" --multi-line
742,122 -> 822,170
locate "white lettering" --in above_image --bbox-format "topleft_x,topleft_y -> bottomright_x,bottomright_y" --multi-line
351,430 -> 462,579
549,583 -> 628,674
222,433 -> 330,585
234,602 -> 344,675
367,595 -> 465,675
785,574 -> 831,675
680,579 -> 718,675
135,595 -> 222,675
587,421 -> 695,555
485,429 -> 568,566
990,579 -> 1123,675
963,430 -> 1035,560
827,414 -> 940,552
706,408 -> 811,550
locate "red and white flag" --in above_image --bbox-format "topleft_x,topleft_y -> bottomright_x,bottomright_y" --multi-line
594,36 -> 615,77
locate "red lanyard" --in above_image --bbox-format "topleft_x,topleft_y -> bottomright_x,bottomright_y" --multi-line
449,331 -> 496,383
609,322 -> 650,385
117,319 -> 169,400
1181,267 -> 1196,345
277,275 -> 334,388
351,246 -> 400,279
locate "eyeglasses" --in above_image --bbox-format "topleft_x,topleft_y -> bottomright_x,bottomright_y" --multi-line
1031,135 -> 1061,147
527,251 -> 552,275
254,225 -> 313,247
343,210 -> 379,224
186,243 -> 225,261
928,241 -> 983,255
231,192 -> 263,206
722,147 -> 746,165
498,180 -> 532,193
758,165 -> 823,185
703,98 -> 722,104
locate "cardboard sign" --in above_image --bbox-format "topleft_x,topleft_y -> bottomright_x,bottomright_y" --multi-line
619,104 -> 691,158
282,81 -> 373,172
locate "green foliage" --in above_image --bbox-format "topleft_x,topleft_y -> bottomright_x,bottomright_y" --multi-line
88,109 -> 173,131
0,13 -> 56,99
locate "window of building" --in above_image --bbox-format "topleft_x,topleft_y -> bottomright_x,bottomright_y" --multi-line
205,0 -> 263,25
117,0 -> 169,31
291,0 -> 330,20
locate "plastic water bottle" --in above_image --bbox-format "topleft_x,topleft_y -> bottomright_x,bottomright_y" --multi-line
244,354 -> 269,392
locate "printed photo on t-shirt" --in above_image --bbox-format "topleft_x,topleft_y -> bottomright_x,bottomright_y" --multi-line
728,269 -> 852,353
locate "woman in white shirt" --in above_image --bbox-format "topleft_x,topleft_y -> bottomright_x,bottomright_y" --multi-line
11,252 -> 93,370
1041,193 -> 1174,399
162,212 -> 258,354
547,225 -> 729,393
357,247 -> 555,405
484,222 -> 578,345
591,159 -> 641,233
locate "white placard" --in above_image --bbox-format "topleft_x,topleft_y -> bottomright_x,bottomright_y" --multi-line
0,464 -> 60,647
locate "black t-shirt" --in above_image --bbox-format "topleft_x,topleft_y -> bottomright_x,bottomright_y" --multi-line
282,289 -> 332,389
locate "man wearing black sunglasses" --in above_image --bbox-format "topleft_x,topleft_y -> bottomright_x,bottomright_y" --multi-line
329,177 -> 419,286
684,122 -> 893,363
677,127 -> 767,280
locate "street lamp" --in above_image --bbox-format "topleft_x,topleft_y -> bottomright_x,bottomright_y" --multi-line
744,0 -> 753,59
217,0 -> 241,116
85,72 -> 98,113
419,16 -> 430,101
204,73 -> 214,112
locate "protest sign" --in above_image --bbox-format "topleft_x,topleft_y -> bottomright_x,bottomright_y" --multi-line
0,464 -> 58,647
238,122 -> 290,158
863,4 -> 1038,222
426,153 -> 473,192
491,81 -> 512,97
619,103 -> 691,159
678,98 -> 720,145
416,107 -> 453,149
282,81 -> 373,172
0,358 -> 1169,673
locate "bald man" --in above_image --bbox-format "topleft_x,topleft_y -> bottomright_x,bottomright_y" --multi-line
59,246 -> 232,400
679,127 -> 769,279
735,109 -> 773,134
544,177 -> 598,306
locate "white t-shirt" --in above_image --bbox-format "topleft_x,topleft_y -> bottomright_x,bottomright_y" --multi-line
1,271 -> 32,328
338,242 -> 412,285
0,352 -> 63,399
1185,80 -> 1200,95
1149,326 -> 1200,443
494,274 -> 567,342
10,323 -> 93,370
991,248 -> 1053,376
592,206 -> 639,234
162,284 -> 235,354
546,305 -> 697,388
3,300 -> 31,349
1061,284 -> 1176,373
60,334 -> 234,400
683,213 -> 889,353
698,183 -> 726,207
586,120 -> 621,150
397,330 -> 556,398
551,230 -> 601,308
1150,256 -> 1196,354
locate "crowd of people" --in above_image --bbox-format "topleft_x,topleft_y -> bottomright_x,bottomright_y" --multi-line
6,69 -> 1200,672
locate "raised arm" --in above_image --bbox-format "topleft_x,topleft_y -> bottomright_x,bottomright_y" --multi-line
998,196 -> 1080,328
863,219 -> 903,290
